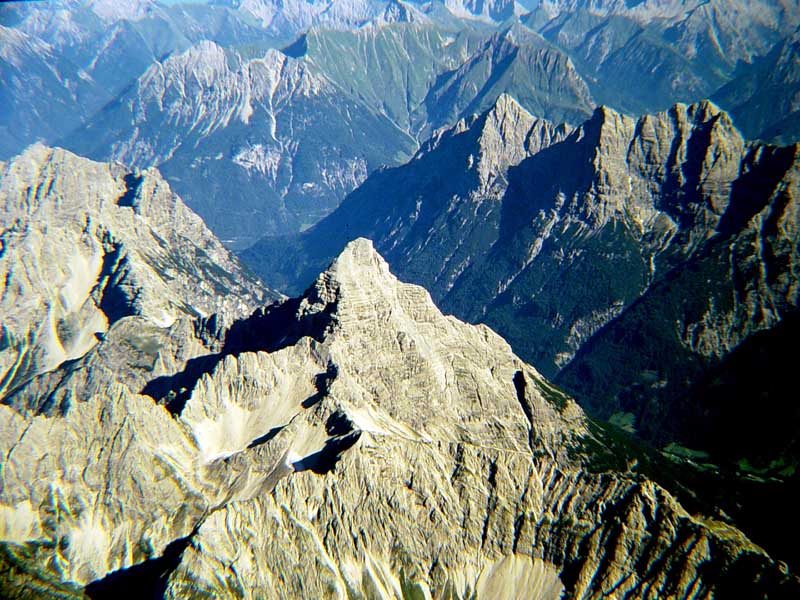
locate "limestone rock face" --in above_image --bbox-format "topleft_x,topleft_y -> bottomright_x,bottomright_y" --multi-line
242,101 -> 800,568
0,144 -> 268,402
1,235 -> 796,598
443,0 -> 522,23
246,99 -> 755,375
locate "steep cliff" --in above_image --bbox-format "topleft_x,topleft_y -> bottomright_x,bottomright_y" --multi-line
1,233 -> 796,598
0,145 -> 269,404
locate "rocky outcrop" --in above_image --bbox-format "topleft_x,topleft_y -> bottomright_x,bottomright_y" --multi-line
243,101 -> 800,569
443,0 -> 523,23
1,238 -> 796,598
0,145 -> 268,403
375,0 -> 431,25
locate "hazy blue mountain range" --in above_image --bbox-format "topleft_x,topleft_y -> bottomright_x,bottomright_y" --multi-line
4,0 -> 800,244
0,147 -> 798,597
713,27 -> 800,144
524,0 -> 800,139
58,21 -> 597,245
0,0 -> 280,160
63,40 -> 418,247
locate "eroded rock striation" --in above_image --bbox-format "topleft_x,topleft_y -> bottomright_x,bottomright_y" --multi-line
0,144 -> 268,404
0,229 -> 796,598
243,99 -> 800,565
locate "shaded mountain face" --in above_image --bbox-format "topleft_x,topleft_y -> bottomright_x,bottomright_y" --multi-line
0,25 -> 89,160
0,145 -> 270,409
246,97 -> 762,376
242,93 -> 571,292
291,24 -> 594,139
713,28 -> 800,144
555,139 -> 800,448
421,26 -> 594,135
1,226 -> 797,598
243,98 -> 800,540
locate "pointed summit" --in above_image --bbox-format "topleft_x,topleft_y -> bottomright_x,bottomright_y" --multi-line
308,238 -> 398,305
3,145 -> 797,600
475,95 -> 570,188
301,237 -> 449,332
326,238 -> 390,281
488,92 -> 529,119
376,0 -> 430,24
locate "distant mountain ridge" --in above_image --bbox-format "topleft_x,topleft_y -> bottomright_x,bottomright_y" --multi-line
244,95 -> 800,472
61,22 -> 596,245
5,0 -> 800,248
63,39 -> 419,247
524,0 -> 800,139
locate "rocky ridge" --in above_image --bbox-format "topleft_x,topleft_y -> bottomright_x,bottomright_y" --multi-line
557,137 -> 800,439
62,21 -> 600,245
243,99 -> 800,557
0,233 -> 797,598
524,0 -> 800,137
0,144 -> 268,404
242,93 -> 571,291
442,0 -> 523,23
246,97 -> 760,376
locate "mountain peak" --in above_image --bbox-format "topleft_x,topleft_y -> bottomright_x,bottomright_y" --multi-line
488,92 -> 529,120
375,0 -> 430,25
306,237 -> 400,308
0,145 -> 267,394
326,237 -> 391,284
475,95 -> 569,188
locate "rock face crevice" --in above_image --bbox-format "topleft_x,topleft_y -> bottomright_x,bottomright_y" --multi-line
0,145 -> 270,410
1,228 -> 797,598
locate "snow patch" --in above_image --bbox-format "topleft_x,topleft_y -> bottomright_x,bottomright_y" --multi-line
233,144 -> 282,182
0,501 -> 42,541
193,401 -> 255,464
67,513 -> 111,581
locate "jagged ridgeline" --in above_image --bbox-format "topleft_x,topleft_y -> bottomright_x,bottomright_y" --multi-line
59,23 -> 594,249
5,0 -> 800,253
245,96 -> 800,567
0,147 -> 798,598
